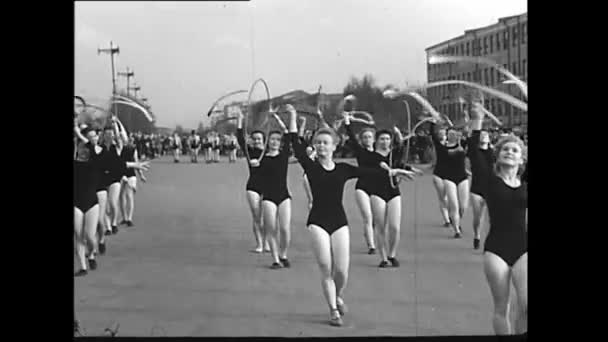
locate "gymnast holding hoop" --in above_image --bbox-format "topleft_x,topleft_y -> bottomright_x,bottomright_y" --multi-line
287,105 -> 417,326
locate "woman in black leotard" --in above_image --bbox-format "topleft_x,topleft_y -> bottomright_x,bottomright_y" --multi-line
469,105 -> 527,335
346,121 -> 420,267
431,121 -> 469,238
74,123 -> 101,277
226,133 -> 238,163
101,120 -> 129,235
344,124 -> 377,255
236,110 -> 270,253
257,113 -> 293,269
430,128 -> 451,227
119,135 -> 146,228
287,105 -> 416,326
467,129 -> 494,250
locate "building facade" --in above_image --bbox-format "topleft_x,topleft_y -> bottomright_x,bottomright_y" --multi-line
425,13 -> 527,128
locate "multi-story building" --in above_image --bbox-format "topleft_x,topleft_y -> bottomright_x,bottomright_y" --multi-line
425,13 -> 527,128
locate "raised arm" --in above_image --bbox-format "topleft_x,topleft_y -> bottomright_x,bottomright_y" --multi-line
236,110 -> 248,151
74,118 -> 88,144
344,115 -> 363,155
287,104 -> 314,170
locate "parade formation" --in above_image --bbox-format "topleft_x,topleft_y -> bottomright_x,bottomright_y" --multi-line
74,3 -> 527,337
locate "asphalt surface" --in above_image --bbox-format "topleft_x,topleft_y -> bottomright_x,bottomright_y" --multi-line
74,156 -> 520,337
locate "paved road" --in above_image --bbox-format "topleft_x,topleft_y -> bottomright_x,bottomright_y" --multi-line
74,156 -> 518,337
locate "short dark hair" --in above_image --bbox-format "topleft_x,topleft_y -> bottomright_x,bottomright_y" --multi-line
375,129 -> 393,141
81,127 -> 95,136
250,130 -> 266,140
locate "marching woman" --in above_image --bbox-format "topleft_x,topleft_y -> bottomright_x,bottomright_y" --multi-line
257,111 -> 294,269
344,123 -> 377,255
430,127 -> 452,228
189,130 -> 202,163
467,128 -> 494,250
430,120 -> 470,238
171,132 -> 182,163
236,110 -> 270,253
226,133 -> 238,163
204,133 -> 213,163
119,135 -> 147,228
287,105 -> 416,326
102,118 -> 131,236
345,120 -> 421,267
74,121 -> 101,276
469,103 -> 527,335
213,132 -> 222,163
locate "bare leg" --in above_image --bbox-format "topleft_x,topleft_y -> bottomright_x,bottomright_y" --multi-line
330,226 -> 350,301
96,191 -> 109,243
432,176 -> 450,224
511,253 -> 528,334
74,208 -> 87,271
484,252 -> 512,335
107,182 -> 121,228
370,196 -> 388,263
386,196 -> 402,259
470,193 -> 485,240
355,190 -> 375,250
246,191 -> 264,252
277,198 -> 292,259
262,201 -> 280,264
308,225 -> 339,314
84,204 -> 100,262
457,179 -> 470,221
444,180 -> 461,235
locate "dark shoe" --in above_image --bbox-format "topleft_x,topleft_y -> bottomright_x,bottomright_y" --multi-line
270,262 -> 283,270
99,242 -> 106,255
388,257 -> 400,267
74,269 -> 88,277
105,230 -> 113,236
337,299 -> 348,316
443,221 -> 451,228
368,248 -> 376,255
120,220 -> 128,226
454,232 -> 462,239
112,226 -> 118,235
379,260 -> 390,268
88,258 -> 97,270
473,238 -> 480,250
279,258 -> 291,268
126,221 -> 134,227
329,309 -> 343,327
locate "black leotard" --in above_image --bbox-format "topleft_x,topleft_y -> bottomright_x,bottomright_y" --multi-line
290,133 -> 387,235
259,134 -> 291,206
74,142 -> 100,213
237,129 -> 265,195
190,136 -> 201,149
431,123 -> 467,184
105,144 -> 126,185
345,123 -> 407,202
121,144 -> 137,178
466,137 -> 494,198
469,130 -> 527,267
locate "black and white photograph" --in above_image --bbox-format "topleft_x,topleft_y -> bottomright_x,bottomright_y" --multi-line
73,0 -> 528,337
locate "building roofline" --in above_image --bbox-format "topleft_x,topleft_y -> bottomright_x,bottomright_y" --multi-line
425,12 -> 526,52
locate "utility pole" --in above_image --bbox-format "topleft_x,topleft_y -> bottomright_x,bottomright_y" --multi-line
97,41 -> 120,116
128,84 -> 141,99
117,67 -> 135,96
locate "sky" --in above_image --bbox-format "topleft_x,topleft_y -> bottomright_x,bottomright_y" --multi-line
75,0 -> 527,129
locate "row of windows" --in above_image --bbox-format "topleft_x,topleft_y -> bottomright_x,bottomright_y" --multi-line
432,21 -> 526,58
436,100 -> 526,120
429,59 -> 527,87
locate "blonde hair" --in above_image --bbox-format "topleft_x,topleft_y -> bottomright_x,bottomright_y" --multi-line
314,127 -> 339,145
494,134 -> 527,176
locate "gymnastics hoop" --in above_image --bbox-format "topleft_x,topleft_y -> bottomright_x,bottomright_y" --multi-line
206,89 -> 249,117
428,54 -> 527,99
246,78 -> 272,164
